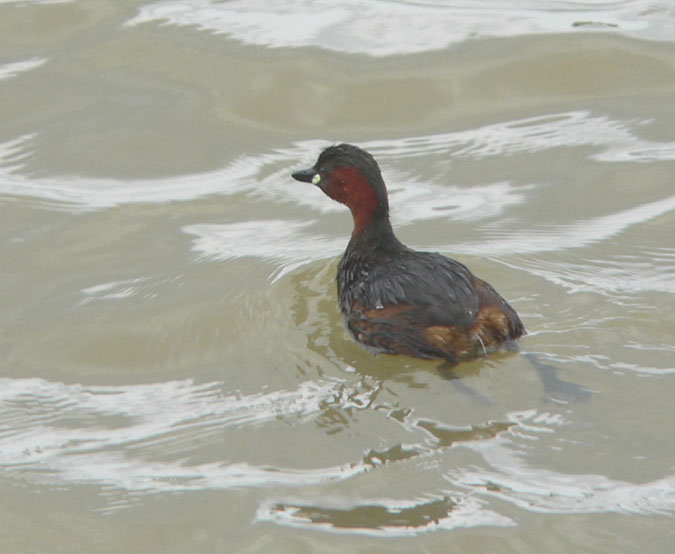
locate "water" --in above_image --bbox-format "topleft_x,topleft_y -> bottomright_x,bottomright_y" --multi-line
1,1 -> 674,552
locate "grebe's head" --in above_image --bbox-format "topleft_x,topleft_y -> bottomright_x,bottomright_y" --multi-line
292,144 -> 389,232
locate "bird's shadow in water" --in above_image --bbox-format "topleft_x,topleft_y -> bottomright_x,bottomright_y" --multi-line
437,352 -> 510,406
342,350 -> 495,405
521,351 -> 593,404
438,346 -> 592,405
330,342 -> 592,407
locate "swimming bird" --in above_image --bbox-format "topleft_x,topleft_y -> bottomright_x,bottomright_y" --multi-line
292,144 -> 525,366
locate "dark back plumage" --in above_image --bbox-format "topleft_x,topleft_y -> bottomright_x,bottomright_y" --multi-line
292,143 -> 525,363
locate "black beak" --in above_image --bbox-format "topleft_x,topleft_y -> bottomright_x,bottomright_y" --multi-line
291,167 -> 317,183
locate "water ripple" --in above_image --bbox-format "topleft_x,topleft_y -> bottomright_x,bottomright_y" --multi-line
499,250 -> 675,295
447,420 -> 675,516
183,220 -> 344,282
126,0 -> 674,56
0,377 -> 355,483
450,195 -> 675,258
3,376 -> 673,525
0,57 -> 47,81
256,408 -> 675,535
182,195 -> 675,289
1,111 -> 672,209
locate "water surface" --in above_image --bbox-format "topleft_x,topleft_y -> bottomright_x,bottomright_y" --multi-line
1,1 -> 674,552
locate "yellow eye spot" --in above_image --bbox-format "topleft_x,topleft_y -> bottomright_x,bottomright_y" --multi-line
312,173 -> 321,185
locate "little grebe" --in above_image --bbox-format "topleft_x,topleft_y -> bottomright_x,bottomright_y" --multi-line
292,144 -> 525,365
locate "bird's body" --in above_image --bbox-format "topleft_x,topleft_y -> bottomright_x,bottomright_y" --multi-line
292,144 -> 524,365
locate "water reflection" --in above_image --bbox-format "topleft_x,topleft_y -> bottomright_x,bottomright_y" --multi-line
493,246 -> 675,294
184,220 -> 343,282
0,374 -> 506,495
181,192 -> 675,303
1,111 -> 672,211
2,373 -> 673,529
0,57 -> 47,81
127,0 -> 671,56
257,495 -> 514,535
1,0 -> 673,547
0,376 -> 366,491
447,409 -> 675,516
449,195 -> 675,257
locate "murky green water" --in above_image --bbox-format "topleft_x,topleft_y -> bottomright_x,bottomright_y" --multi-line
1,1 -> 674,552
